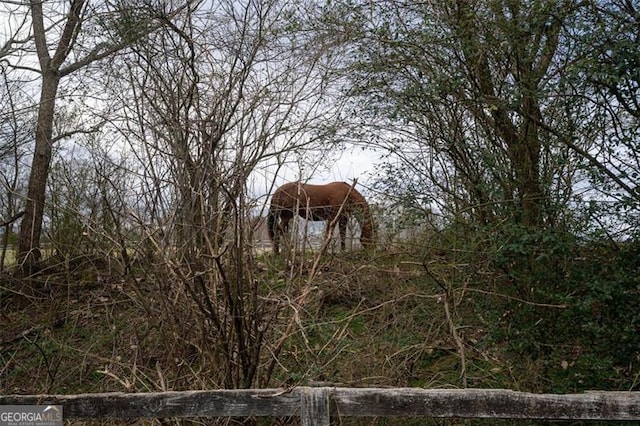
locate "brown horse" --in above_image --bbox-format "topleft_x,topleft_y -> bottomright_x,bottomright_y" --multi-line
267,181 -> 375,254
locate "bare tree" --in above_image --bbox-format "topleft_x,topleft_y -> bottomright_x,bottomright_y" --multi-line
3,0 -> 193,278
0,64 -> 31,271
101,0 -> 346,388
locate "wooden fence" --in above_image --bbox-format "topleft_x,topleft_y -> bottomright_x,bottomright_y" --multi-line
1,387 -> 639,424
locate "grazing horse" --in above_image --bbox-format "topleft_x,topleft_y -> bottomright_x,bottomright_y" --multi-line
267,181 -> 375,254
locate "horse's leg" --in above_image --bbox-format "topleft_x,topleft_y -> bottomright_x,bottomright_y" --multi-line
281,216 -> 290,253
273,223 -> 280,255
338,215 -> 348,251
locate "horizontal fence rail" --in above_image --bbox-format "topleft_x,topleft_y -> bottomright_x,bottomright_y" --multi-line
2,387 -> 640,424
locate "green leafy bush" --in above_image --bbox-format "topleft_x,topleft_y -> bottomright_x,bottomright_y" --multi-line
484,225 -> 640,391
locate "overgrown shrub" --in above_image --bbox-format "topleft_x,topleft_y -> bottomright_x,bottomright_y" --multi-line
483,226 -> 640,392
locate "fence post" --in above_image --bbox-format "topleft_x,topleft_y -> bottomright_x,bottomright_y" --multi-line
300,387 -> 330,426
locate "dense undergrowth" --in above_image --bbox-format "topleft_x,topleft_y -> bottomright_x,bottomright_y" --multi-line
1,226 -> 639,424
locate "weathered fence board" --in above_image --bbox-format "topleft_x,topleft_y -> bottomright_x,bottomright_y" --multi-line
332,388 -> 640,420
1,388 -> 639,422
1,389 -> 299,419
300,387 -> 330,426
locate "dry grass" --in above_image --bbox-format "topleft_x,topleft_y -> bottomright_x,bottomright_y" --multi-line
0,247 -> 520,424
1,250 -> 465,386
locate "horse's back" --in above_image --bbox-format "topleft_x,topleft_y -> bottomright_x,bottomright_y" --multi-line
318,182 -> 358,205
304,181 -> 350,198
271,182 -> 306,208
271,181 -> 361,211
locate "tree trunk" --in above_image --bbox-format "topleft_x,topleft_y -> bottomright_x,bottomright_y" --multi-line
451,0 -> 553,228
17,70 -> 60,275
